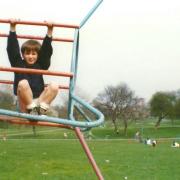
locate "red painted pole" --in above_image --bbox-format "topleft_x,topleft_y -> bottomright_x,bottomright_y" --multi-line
0,19 -> 79,29
0,66 -> 73,77
0,80 -> 13,85
0,80 -> 69,90
75,127 -> 104,180
0,115 -> 73,130
0,33 -> 74,42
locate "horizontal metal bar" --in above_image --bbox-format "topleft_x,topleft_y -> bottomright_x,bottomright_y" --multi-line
0,33 -> 74,42
0,115 -> 73,129
0,19 -> 79,29
0,66 -> 73,77
0,80 -> 69,90
0,108 -> 103,128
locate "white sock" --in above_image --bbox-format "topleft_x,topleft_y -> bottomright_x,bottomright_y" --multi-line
39,102 -> 49,110
26,101 -> 37,110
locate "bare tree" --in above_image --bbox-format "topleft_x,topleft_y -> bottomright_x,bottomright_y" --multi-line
94,83 -> 145,135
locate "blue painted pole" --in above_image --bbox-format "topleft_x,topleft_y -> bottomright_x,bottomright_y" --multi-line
80,0 -> 103,28
68,29 -> 79,119
0,102 -> 104,128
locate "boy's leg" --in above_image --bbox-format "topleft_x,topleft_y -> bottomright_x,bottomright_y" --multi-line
17,94 -> 27,113
17,79 -> 38,113
38,82 -> 59,114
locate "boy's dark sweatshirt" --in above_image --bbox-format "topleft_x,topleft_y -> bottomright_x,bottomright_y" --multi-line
7,31 -> 53,98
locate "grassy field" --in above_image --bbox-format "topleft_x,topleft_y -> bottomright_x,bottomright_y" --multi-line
0,119 -> 180,179
0,139 -> 180,180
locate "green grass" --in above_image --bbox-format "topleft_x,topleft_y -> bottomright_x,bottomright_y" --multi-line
0,118 -> 180,179
90,126 -> 180,140
0,139 -> 180,180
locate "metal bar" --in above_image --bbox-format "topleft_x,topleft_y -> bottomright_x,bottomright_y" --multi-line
0,80 -> 13,85
74,104 -> 91,122
0,66 -> 73,77
71,93 -> 104,121
75,127 -> 104,180
0,115 -> 73,129
0,80 -> 69,90
0,108 -> 104,128
80,0 -> 103,28
74,104 -> 92,131
0,33 -> 73,42
68,93 -> 104,128
0,19 -> 79,29
68,29 -> 79,118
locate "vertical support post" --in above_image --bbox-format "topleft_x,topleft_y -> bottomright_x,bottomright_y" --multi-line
67,1 -> 104,179
75,127 -> 104,180
68,29 -> 79,118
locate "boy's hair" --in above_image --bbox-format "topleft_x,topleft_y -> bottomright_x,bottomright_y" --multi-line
21,40 -> 41,54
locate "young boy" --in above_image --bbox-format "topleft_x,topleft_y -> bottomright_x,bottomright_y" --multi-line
7,20 -> 59,115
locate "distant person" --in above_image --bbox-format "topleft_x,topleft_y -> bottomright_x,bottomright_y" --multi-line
135,131 -> 143,143
135,131 -> 140,140
145,138 -> 152,145
171,141 -> 180,148
152,140 -> 157,147
7,19 -> 59,115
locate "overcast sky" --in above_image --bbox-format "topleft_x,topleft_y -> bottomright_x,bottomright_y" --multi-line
1,0 -> 180,103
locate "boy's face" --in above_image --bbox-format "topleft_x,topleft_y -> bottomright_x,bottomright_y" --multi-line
22,50 -> 38,65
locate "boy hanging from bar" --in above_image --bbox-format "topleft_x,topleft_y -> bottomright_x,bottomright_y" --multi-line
7,19 -> 59,115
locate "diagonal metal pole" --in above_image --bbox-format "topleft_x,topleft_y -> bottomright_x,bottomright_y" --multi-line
80,0 -> 103,28
75,127 -> 104,180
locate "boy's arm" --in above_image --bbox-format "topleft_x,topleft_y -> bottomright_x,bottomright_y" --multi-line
38,23 -> 53,70
6,21 -> 22,67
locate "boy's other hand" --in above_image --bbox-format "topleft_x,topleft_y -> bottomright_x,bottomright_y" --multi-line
45,21 -> 54,37
9,19 -> 17,32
